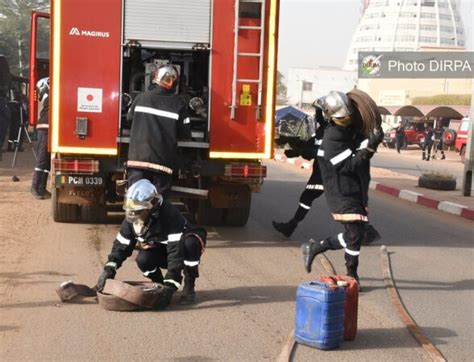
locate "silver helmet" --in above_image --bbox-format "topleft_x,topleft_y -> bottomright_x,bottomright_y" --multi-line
123,179 -> 161,235
315,91 -> 354,119
152,64 -> 179,90
37,77 -> 50,102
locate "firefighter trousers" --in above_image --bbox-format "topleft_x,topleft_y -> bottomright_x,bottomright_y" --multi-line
135,234 -> 204,285
323,222 -> 365,275
31,129 -> 50,194
128,168 -> 172,198
293,167 -> 324,222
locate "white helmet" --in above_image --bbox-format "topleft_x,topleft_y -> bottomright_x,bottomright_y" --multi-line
152,64 -> 179,90
37,77 -> 49,102
315,91 -> 354,119
123,179 -> 161,235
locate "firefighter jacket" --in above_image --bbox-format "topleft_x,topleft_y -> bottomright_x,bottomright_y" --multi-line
37,90 -> 49,130
317,123 -> 372,222
288,111 -> 329,161
423,126 -> 434,144
127,88 -> 191,175
105,200 -> 189,288
433,126 -> 444,140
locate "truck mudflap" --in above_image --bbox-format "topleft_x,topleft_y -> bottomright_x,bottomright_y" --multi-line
53,174 -> 107,223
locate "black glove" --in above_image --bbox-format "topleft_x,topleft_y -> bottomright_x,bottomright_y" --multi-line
367,128 -> 384,152
154,285 -> 177,310
284,148 -> 301,158
94,265 -> 116,292
300,148 -> 316,161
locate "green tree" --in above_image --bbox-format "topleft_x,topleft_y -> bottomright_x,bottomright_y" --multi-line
276,70 -> 287,104
0,0 -> 49,76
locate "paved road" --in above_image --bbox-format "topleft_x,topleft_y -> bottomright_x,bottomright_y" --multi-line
0,153 -> 472,361
374,146 -> 473,191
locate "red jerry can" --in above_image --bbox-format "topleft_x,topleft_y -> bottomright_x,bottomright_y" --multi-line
320,275 -> 359,340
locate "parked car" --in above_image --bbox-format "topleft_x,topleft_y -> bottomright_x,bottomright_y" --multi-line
454,117 -> 470,163
383,121 -> 428,149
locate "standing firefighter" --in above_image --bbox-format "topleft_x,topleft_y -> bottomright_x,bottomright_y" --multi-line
127,64 -> 191,196
395,122 -> 405,154
301,91 -> 383,288
31,77 -> 51,200
432,122 -> 446,160
422,122 -> 434,161
95,179 -> 206,307
272,107 -> 328,237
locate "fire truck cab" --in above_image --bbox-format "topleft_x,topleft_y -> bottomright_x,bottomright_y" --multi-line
30,0 -> 279,226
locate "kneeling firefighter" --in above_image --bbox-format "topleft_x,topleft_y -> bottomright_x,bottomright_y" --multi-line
95,179 -> 206,306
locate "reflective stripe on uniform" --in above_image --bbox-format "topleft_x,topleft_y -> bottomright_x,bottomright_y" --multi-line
116,233 -> 130,245
299,202 -> 311,210
184,260 -> 200,267
164,279 -> 180,289
315,139 -> 322,145
338,233 -> 347,248
134,106 -> 179,120
105,261 -> 117,270
306,184 -> 324,190
345,248 -> 360,256
168,233 -> 183,242
127,160 -> 173,174
143,267 -> 158,277
332,213 -> 369,222
330,148 -> 352,165
183,117 -> 190,124
317,149 -> 325,157
36,124 -> 49,129
358,139 -> 369,150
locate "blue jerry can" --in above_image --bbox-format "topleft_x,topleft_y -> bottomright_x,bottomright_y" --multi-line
295,281 -> 346,350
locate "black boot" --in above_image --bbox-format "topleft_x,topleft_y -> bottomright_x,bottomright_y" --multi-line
38,172 -> 51,199
272,219 -> 298,237
441,153 -> 445,160
179,278 -> 196,305
31,171 -> 44,200
346,269 -> 361,291
302,239 -> 329,273
361,224 -> 381,245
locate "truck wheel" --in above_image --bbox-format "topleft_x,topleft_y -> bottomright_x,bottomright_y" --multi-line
52,188 -> 80,223
81,205 -> 107,223
224,204 -> 251,227
460,146 -> 466,163
224,187 -> 251,226
196,199 -> 224,226
443,129 -> 456,146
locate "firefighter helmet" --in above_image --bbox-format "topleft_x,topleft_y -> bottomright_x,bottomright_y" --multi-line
37,77 -> 50,102
123,179 -> 162,235
316,91 -> 354,120
152,64 -> 179,90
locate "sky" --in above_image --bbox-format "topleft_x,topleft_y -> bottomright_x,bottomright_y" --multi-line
277,0 -> 474,75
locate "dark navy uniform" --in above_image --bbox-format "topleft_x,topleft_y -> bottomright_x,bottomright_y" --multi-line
432,125 -> 445,160
127,88 -> 191,195
104,200 -> 206,290
316,123 -> 373,277
422,125 -> 434,161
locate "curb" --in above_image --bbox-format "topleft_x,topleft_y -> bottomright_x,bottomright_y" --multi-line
273,153 -> 474,222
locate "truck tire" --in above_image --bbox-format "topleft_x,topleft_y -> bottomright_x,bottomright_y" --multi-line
443,129 -> 456,147
224,190 -> 251,227
196,199 -> 224,226
460,146 -> 466,164
81,205 -> 107,223
224,204 -> 251,227
52,188 -> 80,223
418,175 -> 456,191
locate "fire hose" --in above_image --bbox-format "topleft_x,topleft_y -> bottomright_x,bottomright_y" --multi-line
56,279 -> 166,311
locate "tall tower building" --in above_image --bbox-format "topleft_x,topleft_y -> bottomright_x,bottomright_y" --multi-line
344,0 -> 466,70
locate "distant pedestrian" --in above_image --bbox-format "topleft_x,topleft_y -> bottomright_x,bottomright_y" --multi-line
395,122 -> 405,153
6,91 -> 26,152
432,123 -> 445,160
421,122 -> 434,161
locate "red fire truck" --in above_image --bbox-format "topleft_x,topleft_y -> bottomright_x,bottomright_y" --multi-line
29,0 -> 280,226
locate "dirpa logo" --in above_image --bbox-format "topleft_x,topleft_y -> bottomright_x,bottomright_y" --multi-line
68,27 -> 110,38
69,27 -> 80,36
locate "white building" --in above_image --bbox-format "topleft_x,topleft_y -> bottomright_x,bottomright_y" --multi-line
344,0 -> 466,70
286,66 -> 357,108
